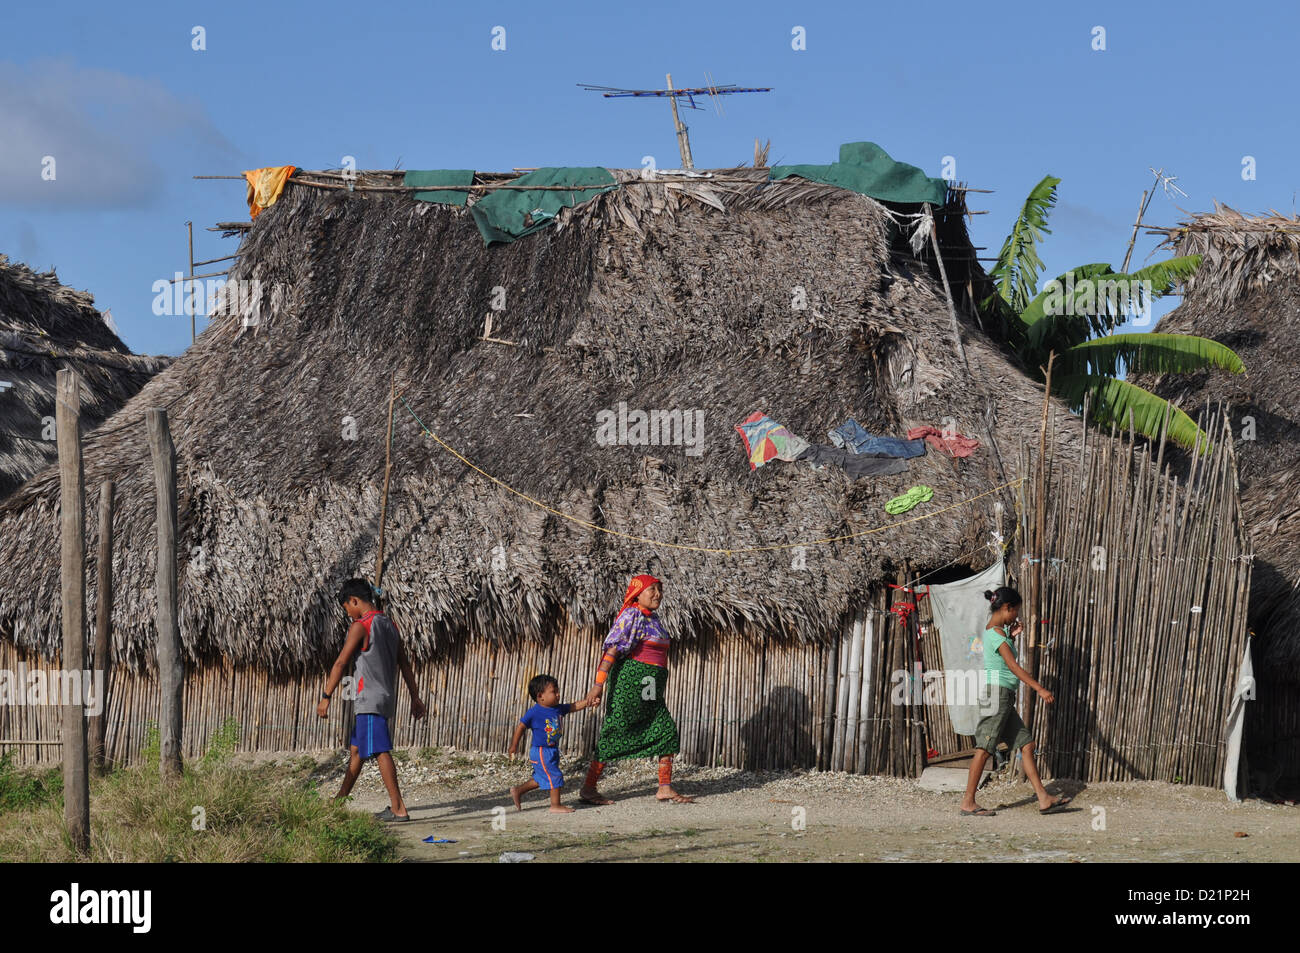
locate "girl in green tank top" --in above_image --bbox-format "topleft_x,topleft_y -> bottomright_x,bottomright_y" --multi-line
959,585 -> 1072,818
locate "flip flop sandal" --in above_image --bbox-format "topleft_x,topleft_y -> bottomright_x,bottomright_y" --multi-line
579,796 -> 613,806
959,807 -> 997,817
657,795 -> 697,804
1039,796 -> 1072,815
375,808 -> 411,822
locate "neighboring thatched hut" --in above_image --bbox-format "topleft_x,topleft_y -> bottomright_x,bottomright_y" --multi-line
0,165 -> 1250,783
1143,206 -> 1300,792
0,255 -> 170,498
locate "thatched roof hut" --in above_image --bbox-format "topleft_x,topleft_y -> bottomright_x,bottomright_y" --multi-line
1142,206 -> 1300,680
0,254 -> 170,498
0,166 -> 1089,675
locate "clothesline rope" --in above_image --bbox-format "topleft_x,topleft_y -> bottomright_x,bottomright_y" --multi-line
399,396 -> 1022,556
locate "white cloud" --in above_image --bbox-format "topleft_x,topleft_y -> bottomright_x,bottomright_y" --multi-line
0,59 -> 240,208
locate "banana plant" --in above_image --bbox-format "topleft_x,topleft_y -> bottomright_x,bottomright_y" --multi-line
982,177 -> 1244,451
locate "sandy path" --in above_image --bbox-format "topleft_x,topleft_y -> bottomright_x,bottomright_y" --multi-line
283,748 -> 1298,863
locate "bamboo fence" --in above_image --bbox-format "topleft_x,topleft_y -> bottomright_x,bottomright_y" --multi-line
0,588 -> 940,776
0,409 -> 1264,786
1012,406 -> 1253,787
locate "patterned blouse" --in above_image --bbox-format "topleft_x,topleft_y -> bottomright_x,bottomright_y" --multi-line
603,606 -> 671,658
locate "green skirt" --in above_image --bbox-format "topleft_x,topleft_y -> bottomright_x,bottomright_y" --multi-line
974,686 -> 1033,754
595,658 -> 680,762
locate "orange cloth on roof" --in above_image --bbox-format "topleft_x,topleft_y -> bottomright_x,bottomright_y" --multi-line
243,166 -> 297,219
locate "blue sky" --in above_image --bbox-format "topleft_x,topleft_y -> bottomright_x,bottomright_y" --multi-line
2,0 -> 1296,357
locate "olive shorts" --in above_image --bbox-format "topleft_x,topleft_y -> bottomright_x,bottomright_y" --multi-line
975,686 -> 1033,754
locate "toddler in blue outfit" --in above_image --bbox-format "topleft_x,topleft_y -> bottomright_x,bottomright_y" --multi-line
508,674 -> 595,813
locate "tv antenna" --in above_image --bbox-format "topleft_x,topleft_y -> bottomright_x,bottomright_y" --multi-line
579,74 -> 771,170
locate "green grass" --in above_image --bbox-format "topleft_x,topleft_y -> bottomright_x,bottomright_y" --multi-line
0,724 -> 398,863
201,717 -> 240,768
0,753 -> 62,814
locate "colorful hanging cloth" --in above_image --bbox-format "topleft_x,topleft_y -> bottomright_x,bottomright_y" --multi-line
734,412 -> 812,470
243,166 -> 297,219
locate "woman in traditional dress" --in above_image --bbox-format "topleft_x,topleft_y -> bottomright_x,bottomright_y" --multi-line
579,574 -> 695,804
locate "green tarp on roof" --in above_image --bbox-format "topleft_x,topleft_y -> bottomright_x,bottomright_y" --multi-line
403,169 -> 475,206
770,142 -> 948,206
469,167 -> 617,245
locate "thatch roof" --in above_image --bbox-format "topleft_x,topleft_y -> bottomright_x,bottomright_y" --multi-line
1141,205 -> 1300,677
0,166 -> 1092,672
0,255 -> 170,499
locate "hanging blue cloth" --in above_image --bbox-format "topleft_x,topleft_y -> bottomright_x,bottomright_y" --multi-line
828,418 -> 926,458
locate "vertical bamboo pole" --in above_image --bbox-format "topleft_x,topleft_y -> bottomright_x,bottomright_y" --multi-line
147,407 -> 183,780
857,612 -> 874,772
843,613 -> 864,771
187,221 -> 196,344
89,478 -> 114,774
665,74 -> 694,170
374,374 -> 398,599
821,636 -> 837,769
57,369 -> 90,853
1025,352 -> 1054,734
831,623 -> 850,769
928,210 -> 969,373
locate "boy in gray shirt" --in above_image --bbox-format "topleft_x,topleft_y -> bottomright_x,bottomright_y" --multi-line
317,578 -> 426,821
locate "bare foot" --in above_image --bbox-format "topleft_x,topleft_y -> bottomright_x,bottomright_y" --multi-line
656,785 -> 696,803
510,786 -> 524,811
579,787 -> 613,805
549,805 -> 575,814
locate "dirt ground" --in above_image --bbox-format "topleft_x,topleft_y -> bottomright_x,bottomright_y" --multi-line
273,747 -> 1299,863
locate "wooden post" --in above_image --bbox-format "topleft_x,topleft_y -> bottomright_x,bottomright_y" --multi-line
187,221 -> 196,344
843,612 -> 864,771
1120,170 -> 1163,275
147,408 -> 183,780
1025,352 -> 1055,736
57,369 -> 90,854
373,374 -> 398,604
666,74 -> 694,170
928,206 -> 969,374
1119,191 -> 1149,275
89,478 -> 114,774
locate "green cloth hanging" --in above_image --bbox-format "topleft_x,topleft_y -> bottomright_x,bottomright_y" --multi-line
470,167 -> 617,245
404,169 -> 475,206
770,142 -> 948,206
885,485 -> 935,514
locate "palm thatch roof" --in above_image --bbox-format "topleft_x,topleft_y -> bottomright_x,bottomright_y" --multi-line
0,166 -> 1093,672
1141,205 -> 1300,678
0,255 -> 170,499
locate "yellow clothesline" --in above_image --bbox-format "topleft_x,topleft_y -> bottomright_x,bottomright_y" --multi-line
400,397 -> 1022,556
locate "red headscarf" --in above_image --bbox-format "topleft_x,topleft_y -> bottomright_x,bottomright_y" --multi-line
621,574 -> 662,615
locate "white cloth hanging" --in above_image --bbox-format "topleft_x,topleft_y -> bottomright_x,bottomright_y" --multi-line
926,560 -> 1005,735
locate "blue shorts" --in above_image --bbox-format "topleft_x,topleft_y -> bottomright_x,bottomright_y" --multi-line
350,713 -> 393,760
530,746 -> 563,790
